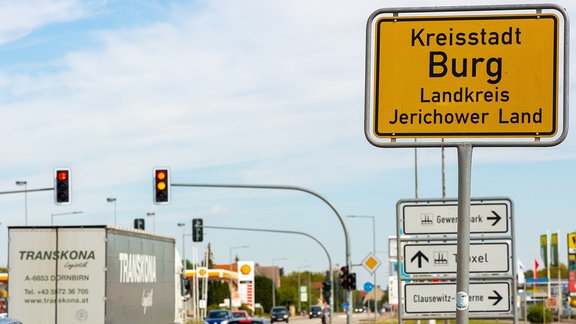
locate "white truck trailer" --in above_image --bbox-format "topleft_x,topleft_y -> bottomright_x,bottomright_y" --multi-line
7,225 -> 186,323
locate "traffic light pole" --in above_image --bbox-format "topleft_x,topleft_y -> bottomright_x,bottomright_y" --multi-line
0,188 -> 53,195
201,224 -> 334,324
172,182 -> 352,324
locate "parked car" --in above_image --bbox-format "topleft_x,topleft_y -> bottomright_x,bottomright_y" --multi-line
270,306 -> 289,323
309,306 -> 322,319
205,309 -> 235,324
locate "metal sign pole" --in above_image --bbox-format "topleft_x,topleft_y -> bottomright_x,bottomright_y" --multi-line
455,144 -> 472,324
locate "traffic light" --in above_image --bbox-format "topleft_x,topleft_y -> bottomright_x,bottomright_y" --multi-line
192,218 -> 203,242
340,266 -> 349,289
322,281 -> 331,300
180,275 -> 190,296
153,168 -> 170,204
54,169 -> 71,205
134,218 -> 145,230
348,273 -> 357,290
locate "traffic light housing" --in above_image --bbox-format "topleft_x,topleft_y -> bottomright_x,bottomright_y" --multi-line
54,169 -> 71,205
153,168 -> 170,204
192,218 -> 203,242
340,266 -> 349,289
134,218 -> 145,230
348,273 -> 357,290
322,281 -> 331,300
180,275 -> 190,296
339,266 -> 356,290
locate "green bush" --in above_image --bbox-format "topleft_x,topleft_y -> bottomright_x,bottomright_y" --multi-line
239,304 -> 253,316
527,303 -> 552,323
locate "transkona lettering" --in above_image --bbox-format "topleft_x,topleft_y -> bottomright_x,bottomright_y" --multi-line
119,253 -> 157,283
19,250 -> 95,261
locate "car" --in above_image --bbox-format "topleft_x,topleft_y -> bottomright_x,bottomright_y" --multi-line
270,306 -> 289,323
229,318 -> 270,324
232,310 -> 250,319
308,306 -> 322,319
205,309 -> 235,324
353,306 -> 366,313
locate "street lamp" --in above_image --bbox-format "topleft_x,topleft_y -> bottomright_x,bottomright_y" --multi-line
347,215 -> 377,320
297,264 -> 311,315
272,258 -> 287,307
51,211 -> 83,226
147,212 -> 156,232
15,181 -> 28,225
177,222 -> 187,321
178,223 -> 186,271
229,245 -> 249,309
106,198 -> 117,225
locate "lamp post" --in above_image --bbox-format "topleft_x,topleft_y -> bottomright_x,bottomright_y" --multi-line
177,222 -> 187,321
106,198 -> 117,225
15,181 -> 28,225
51,211 -> 83,226
147,212 -> 156,232
272,258 -> 287,308
178,223 -> 186,271
298,264 -> 311,315
347,215 -> 377,321
229,245 -> 249,309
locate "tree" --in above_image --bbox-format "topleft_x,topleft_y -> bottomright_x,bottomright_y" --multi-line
255,275 -> 273,311
203,243 -> 215,268
207,280 -> 230,309
524,262 -> 568,280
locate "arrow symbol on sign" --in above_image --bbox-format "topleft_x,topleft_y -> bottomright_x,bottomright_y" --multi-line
487,211 -> 502,226
410,251 -> 429,268
488,290 -> 502,305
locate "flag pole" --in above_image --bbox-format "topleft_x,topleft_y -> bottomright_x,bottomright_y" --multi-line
547,231 -> 551,298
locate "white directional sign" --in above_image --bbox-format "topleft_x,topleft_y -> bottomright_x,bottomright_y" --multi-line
403,201 -> 509,235
404,281 -> 511,313
404,242 -> 510,274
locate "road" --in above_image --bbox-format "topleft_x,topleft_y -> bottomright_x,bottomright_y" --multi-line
287,312 -> 394,324
283,312 -> 576,324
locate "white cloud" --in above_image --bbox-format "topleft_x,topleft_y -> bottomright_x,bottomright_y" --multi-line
0,0 -> 101,45
1,0 -> 576,285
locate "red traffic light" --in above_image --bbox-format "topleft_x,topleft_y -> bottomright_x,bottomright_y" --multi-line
156,170 -> 167,181
54,169 -> 71,205
57,171 -> 68,181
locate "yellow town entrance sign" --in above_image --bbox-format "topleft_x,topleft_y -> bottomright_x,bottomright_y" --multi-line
368,14 -> 559,138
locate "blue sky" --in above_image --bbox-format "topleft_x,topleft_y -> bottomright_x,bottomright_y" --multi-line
0,0 -> 575,293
